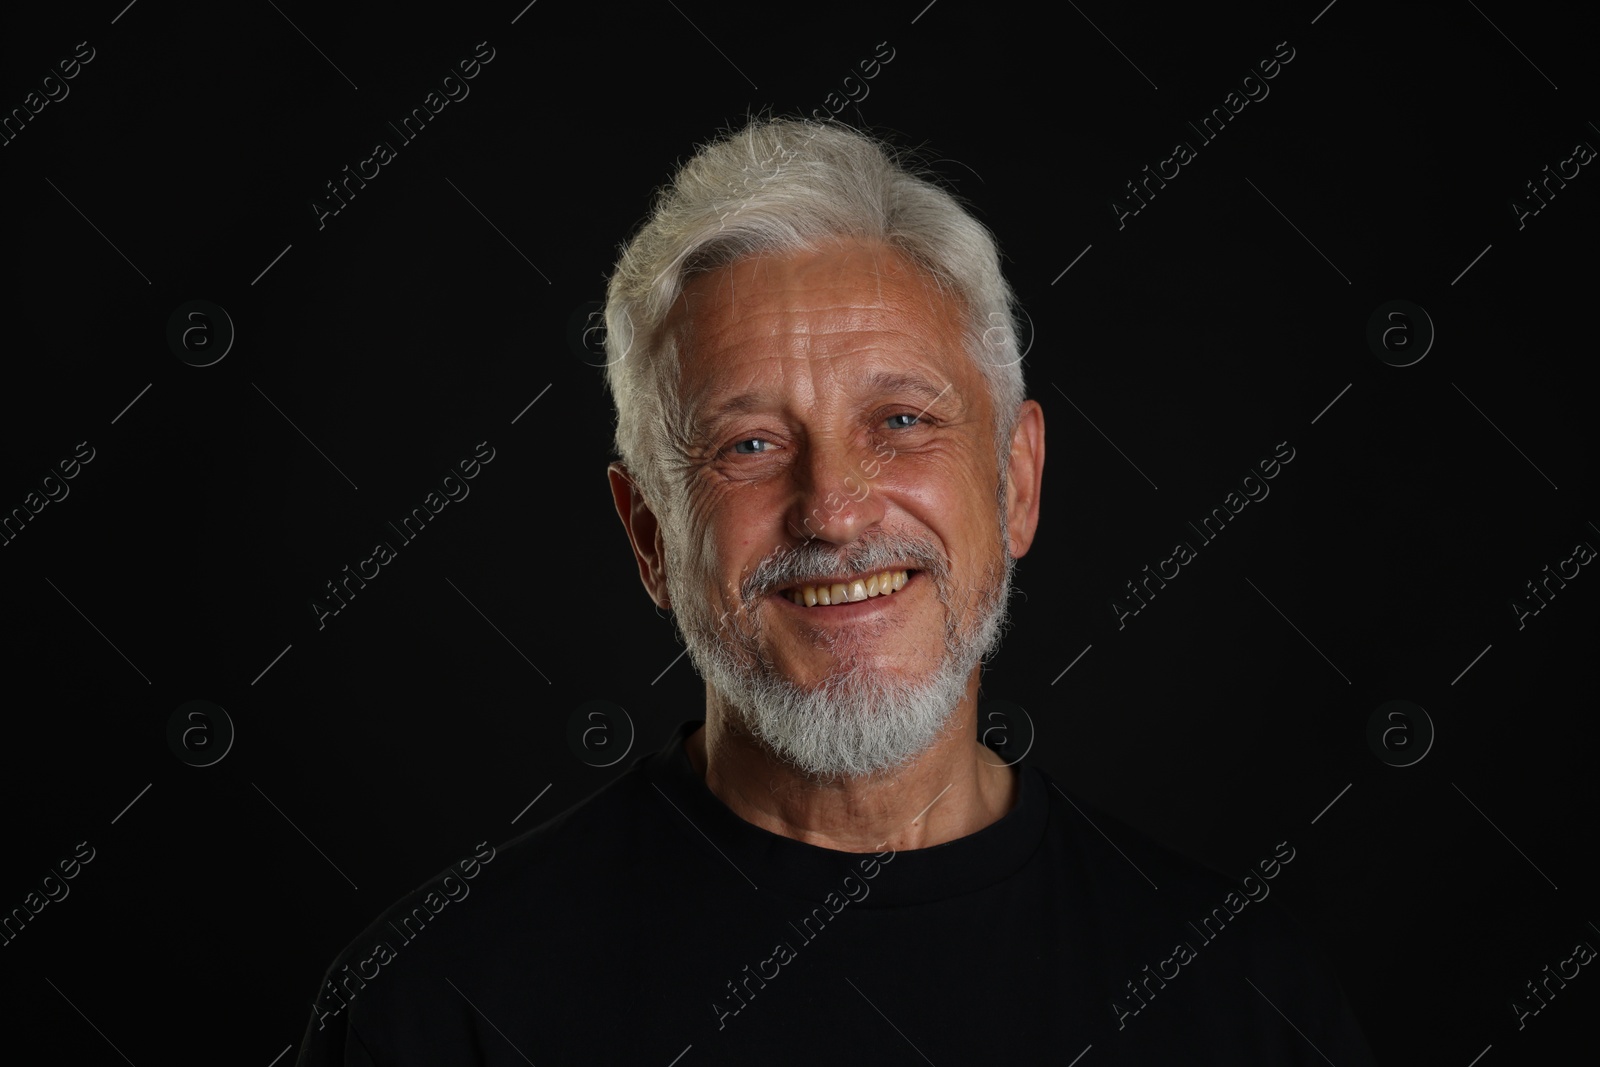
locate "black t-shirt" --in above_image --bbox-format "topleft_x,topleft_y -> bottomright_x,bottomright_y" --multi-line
297,721 -> 1377,1065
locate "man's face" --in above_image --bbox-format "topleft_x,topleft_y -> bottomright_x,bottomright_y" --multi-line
620,239 -> 1038,777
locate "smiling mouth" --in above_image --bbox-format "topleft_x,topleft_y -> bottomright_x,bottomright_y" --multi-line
778,569 -> 914,607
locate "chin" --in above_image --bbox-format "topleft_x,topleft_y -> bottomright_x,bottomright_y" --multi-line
767,642 -> 938,690
704,642 -> 973,780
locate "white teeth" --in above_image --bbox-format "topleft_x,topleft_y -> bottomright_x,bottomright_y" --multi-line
785,570 -> 909,608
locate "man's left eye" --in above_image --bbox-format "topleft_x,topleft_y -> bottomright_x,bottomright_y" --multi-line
731,438 -> 773,454
885,414 -> 920,429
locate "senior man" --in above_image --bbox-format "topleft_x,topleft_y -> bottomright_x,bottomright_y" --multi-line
298,118 -> 1376,1065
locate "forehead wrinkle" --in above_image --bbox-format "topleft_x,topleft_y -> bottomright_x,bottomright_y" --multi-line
691,355 -> 817,428
689,353 -> 963,441
669,242 -> 976,433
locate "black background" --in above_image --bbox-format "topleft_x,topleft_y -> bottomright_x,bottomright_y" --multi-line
1,1 -> 1595,1064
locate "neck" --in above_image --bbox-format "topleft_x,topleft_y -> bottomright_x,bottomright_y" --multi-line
685,671 -> 1019,853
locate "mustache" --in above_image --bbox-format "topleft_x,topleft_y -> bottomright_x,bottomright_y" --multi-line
741,531 -> 949,601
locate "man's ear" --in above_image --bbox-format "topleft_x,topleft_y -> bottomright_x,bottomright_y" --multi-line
608,463 -> 672,609
1002,400 -> 1045,559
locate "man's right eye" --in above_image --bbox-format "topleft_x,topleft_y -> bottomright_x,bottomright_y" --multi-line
731,438 -> 773,455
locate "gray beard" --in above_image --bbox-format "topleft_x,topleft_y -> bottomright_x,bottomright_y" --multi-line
666,512 -> 1015,781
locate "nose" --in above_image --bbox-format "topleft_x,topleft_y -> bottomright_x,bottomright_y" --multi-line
784,432 -> 887,546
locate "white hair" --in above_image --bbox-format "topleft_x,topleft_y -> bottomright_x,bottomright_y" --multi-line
601,116 -> 1027,507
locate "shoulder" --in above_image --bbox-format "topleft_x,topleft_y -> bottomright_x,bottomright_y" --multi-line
296,757 -> 671,1063
1035,770 -> 1375,1062
1034,767 -> 1290,903
1036,768 -> 1311,948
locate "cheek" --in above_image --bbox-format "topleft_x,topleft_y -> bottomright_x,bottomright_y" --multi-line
887,448 -> 995,527
684,498 -> 753,597
938,462 -> 1008,576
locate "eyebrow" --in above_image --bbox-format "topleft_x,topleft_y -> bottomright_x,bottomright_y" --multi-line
692,370 -> 957,428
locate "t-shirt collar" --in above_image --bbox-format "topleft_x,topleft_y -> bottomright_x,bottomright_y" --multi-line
642,720 -> 1048,907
